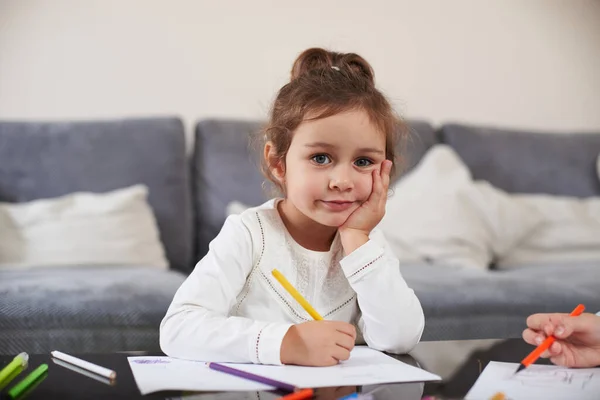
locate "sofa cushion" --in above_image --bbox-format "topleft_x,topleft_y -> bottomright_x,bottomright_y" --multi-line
193,118 -> 438,260
0,185 -> 168,269
0,267 -> 186,354
381,145 -> 543,271
498,194 -> 600,268
402,120 -> 439,177
0,117 -> 192,272
401,262 -> 600,341
441,124 -> 600,197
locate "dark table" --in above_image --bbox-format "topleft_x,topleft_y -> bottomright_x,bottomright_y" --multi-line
0,339 -> 543,400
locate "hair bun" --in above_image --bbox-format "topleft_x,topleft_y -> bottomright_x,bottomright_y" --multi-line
290,47 -> 375,85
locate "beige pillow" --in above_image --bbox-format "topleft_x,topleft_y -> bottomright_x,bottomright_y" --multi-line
497,194 -> 600,268
379,145 -> 543,270
0,185 -> 168,269
226,201 -> 250,216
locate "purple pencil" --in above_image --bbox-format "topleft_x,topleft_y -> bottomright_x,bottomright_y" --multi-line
207,362 -> 297,392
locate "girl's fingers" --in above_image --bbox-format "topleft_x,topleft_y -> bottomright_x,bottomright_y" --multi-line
369,168 -> 382,205
380,161 -> 391,205
381,161 -> 391,190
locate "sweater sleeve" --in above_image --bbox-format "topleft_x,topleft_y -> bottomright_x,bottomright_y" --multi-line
339,228 -> 425,354
159,215 -> 293,365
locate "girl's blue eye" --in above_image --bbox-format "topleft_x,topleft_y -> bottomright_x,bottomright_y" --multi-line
312,154 -> 331,165
355,158 -> 373,167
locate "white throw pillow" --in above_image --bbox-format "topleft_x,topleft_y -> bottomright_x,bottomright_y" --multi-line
497,194 -> 600,268
0,185 -> 168,269
379,145 -> 543,270
226,201 -> 251,216
466,181 -> 545,257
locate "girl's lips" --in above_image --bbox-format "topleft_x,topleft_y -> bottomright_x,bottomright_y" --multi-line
320,200 -> 354,211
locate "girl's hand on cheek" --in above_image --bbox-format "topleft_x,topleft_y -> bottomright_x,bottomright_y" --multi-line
339,160 -> 391,254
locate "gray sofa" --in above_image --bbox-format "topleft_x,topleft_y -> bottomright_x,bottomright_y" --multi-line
0,118 -> 190,354
1,117 -> 599,355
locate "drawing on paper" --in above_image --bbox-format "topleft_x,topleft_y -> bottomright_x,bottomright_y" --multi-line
506,368 -> 594,389
132,358 -> 171,364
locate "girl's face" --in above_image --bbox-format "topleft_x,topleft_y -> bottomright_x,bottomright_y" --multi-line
273,109 -> 387,228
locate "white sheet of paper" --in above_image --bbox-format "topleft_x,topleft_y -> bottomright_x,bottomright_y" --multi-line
466,361 -> 600,400
128,346 -> 441,395
127,357 -> 272,394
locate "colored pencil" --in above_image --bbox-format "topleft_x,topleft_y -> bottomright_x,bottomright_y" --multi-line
272,269 -> 323,320
208,362 -> 297,392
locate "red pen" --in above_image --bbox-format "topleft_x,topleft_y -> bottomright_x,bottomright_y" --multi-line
515,304 -> 585,374
277,388 -> 314,400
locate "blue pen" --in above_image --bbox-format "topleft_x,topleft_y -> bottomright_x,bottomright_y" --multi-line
339,394 -> 374,400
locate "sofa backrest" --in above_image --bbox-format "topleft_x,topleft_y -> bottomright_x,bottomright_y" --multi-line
192,118 -> 438,261
441,124 -> 600,197
0,117 -> 193,272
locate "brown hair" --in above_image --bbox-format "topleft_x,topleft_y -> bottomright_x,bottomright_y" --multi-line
255,47 -> 407,194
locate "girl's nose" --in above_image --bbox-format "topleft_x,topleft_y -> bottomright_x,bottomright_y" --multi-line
329,168 -> 354,191
330,179 -> 352,191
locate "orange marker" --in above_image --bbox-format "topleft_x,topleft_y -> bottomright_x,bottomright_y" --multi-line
278,388 -> 314,400
515,304 -> 585,374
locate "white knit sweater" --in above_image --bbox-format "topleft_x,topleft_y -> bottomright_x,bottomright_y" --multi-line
160,199 -> 424,365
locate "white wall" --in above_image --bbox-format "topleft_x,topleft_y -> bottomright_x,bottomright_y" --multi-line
1,0 -> 599,138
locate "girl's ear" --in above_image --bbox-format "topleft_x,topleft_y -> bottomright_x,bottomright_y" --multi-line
264,141 -> 285,183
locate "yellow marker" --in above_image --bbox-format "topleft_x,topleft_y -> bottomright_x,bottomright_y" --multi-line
271,269 -> 323,320
490,393 -> 505,400
0,353 -> 28,391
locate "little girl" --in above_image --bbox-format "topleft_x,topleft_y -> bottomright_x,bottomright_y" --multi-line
160,48 -> 425,366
